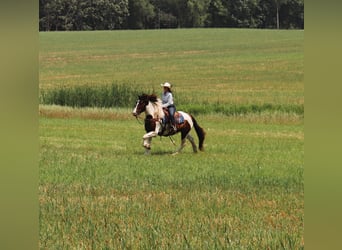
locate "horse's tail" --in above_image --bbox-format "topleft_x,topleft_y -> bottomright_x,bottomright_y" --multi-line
191,115 -> 206,151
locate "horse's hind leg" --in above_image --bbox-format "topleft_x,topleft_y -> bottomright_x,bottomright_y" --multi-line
172,135 -> 187,155
176,138 -> 186,153
174,123 -> 191,154
186,134 -> 197,153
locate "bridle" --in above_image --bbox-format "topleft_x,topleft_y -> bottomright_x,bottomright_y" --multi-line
135,115 -> 144,125
133,98 -> 147,124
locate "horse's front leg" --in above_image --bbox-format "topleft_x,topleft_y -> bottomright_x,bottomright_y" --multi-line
143,137 -> 152,155
142,122 -> 161,151
142,136 -> 152,150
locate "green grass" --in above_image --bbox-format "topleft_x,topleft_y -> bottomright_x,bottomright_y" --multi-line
39,28 -> 304,107
39,110 -> 303,249
39,28 -> 304,248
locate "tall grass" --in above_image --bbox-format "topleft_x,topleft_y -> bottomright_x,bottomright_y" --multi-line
40,82 -> 151,108
40,82 -> 303,116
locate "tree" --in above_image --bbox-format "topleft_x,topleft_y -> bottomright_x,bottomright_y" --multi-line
39,0 -> 304,30
127,0 -> 155,29
258,0 -> 277,28
228,0 -> 260,28
206,0 -> 228,27
102,0 -> 129,29
274,0 -> 288,29
83,0 -> 129,30
39,0 -> 62,31
279,0 -> 304,29
154,0 -> 183,27
184,0 -> 210,27
39,0 -> 129,31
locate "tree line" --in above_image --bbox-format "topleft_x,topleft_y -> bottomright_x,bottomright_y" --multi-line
39,0 -> 304,31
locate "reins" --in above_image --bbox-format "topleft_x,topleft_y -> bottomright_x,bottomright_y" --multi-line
168,135 -> 176,146
135,115 -> 143,125
159,133 -> 176,146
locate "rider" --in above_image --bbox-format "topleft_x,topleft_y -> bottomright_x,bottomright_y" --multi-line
161,82 -> 177,132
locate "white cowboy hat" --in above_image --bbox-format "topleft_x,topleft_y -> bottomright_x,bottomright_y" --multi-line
161,82 -> 171,88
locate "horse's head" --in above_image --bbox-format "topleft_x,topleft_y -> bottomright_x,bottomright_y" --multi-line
132,94 -> 149,117
132,93 -> 162,119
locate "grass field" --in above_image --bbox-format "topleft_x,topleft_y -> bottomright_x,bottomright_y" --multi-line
39,28 -> 304,249
39,28 -> 303,107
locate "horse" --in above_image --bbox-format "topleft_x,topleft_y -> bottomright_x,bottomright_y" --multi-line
132,93 -> 206,155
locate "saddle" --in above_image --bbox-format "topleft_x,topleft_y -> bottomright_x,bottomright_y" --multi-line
156,108 -> 184,136
162,108 -> 184,125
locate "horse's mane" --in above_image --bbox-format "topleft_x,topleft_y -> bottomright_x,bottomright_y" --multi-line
140,93 -> 156,102
141,93 -> 164,119
148,94 -> 158,103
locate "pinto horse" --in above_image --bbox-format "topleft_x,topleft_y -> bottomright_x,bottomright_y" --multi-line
132,93 -> 205,154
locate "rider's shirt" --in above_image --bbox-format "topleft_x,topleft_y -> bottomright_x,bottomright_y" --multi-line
161,91 -> 174,108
